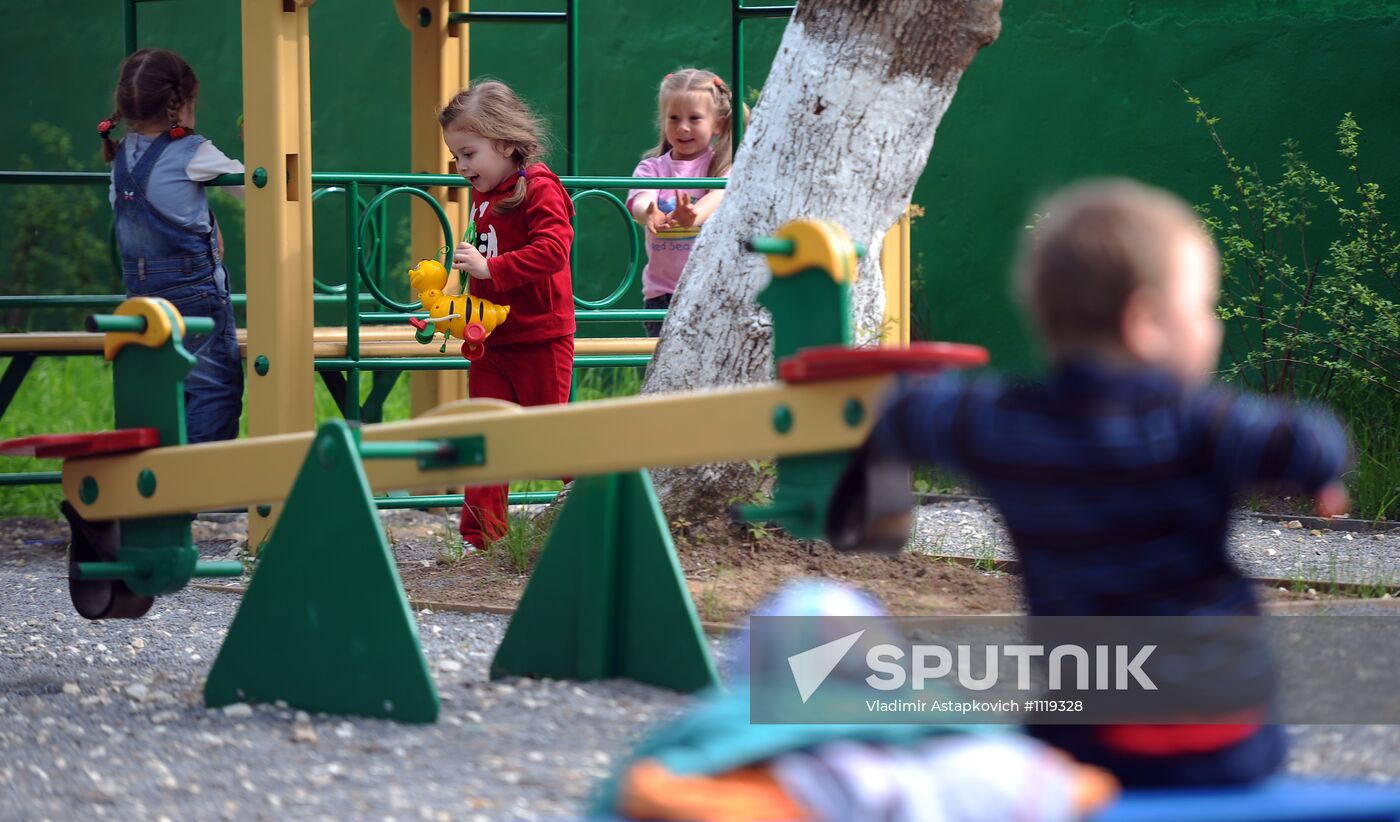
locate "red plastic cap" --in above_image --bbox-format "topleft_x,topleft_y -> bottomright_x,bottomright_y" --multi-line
409,317 -> 428,331
463,323 -> 487,344
461,342 -> 484,362
778,343 -> 990,384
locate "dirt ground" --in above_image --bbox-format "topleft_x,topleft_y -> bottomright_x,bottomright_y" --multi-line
380,511 -> 1330,624
0,508 -> 1345,626
394,515 -> 1021,624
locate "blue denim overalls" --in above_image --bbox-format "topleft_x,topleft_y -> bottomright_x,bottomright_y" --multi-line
112,133 -> 243,443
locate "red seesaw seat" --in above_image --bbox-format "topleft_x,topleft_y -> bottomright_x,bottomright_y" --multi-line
0,428 -> 161,459
779,343 -> 989,384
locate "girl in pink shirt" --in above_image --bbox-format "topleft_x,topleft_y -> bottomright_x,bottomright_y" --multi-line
627,69 -> 741,336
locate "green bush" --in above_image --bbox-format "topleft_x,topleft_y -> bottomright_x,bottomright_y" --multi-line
1187,92 -> 1399,518
1,124 -> 115,332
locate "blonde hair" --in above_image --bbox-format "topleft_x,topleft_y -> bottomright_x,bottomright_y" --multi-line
438,81 -> 546,211
1015,178 -> 1215,356
644,68 -> 746,177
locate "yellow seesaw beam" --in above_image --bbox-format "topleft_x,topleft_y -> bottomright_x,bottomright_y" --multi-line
61,375 -> 891,520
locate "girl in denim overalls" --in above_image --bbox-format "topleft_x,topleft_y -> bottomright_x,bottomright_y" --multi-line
100,48 -> 244,443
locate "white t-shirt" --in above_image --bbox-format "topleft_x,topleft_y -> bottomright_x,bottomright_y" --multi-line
186,141 -> 246,200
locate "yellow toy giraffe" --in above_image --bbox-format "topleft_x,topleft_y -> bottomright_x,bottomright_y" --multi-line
407,259 -> 510,361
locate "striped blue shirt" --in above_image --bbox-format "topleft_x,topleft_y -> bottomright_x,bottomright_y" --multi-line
872,358 -> 1350,618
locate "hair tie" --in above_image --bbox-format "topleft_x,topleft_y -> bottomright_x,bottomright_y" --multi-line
517,169 -> 526,178
713,76 -> 725,88
169,126 -> 191,139
97,119 -> 115,138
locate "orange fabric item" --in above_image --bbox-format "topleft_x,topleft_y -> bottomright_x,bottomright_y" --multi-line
617,759 -> 812,822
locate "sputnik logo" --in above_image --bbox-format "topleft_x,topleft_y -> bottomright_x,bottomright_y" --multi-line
786,630 -> 864,703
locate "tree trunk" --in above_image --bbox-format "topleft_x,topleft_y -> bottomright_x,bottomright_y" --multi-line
641,0 -> 1002,520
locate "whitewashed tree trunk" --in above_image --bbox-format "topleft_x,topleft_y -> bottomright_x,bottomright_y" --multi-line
642,0 -> 1002,519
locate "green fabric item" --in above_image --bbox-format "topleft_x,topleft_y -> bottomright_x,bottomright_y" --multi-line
589,681 -> 1010,815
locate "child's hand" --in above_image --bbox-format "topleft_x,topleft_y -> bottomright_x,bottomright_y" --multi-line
671,193 -> 700,228
644,202 -> 674,235
452,242 -> 491,280
1316,482 -> 1350,518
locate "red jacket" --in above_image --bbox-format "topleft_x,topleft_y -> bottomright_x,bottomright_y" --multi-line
467,163 -> 576,345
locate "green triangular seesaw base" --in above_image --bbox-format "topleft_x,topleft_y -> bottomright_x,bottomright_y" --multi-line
491,470 -> 718,693
205,420 -> 439,722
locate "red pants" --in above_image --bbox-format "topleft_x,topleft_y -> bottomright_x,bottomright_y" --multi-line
460,334 -> 574,547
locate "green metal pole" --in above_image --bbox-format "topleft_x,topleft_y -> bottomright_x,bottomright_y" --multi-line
360,312 -> 429,324
0,171 -> 723,190
375,491 -> 559,510
748,236 -> 867,258
732,1 -> 744,150
358,441 -> 453,460
346,180 -> 362,422
124,0 -> 137,54
729,3 -> 793,150
747,237 -> 795,256
574,309 -> 669,323
566,0 -> 579,176
0,294 -> 383,310
375,198 -> 389,301
314,355 -> 652,372
76,560 -> 243,580
0,353 -> 37,421
87,315 -> 216,334
735,4 -> 796,17
191,561 -> 247,577
75,562 -> 143,580
447,11 -> 566,23
0,471 -> 61,486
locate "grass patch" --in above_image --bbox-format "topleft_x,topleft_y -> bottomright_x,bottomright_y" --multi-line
495,511 -> 548,573
1,357 -> 113,517
573,366 -> 643,401
698,581 -> 723,623
913,466 -> 969,496
1330,382 -> 1400,522
971,541 -> 1000,575
1350,574 -> 1397,600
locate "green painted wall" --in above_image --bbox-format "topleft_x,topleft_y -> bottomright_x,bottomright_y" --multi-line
2,2 -> 1397,371
919,1 -> 1400,372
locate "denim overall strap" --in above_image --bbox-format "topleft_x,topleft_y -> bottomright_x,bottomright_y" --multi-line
130,132 -> 173,190
113,134 -> 221,279
112,134 -> 244,444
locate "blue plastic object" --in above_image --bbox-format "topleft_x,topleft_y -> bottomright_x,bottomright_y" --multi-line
1091,778 -> 1400,822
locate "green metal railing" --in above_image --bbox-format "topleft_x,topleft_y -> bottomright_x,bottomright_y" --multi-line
0,169 -> 725,510
732,2 -> 796,148
124,0 -> 172,55
445,4 -> 580,176
7,0 -> 779,513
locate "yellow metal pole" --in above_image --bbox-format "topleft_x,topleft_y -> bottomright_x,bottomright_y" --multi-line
397,0 -> 472,417
880,208 -> 913,347
62,376 -> 895,520
242,0 -> 316,549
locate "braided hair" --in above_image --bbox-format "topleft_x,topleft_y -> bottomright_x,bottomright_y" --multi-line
100,48 -> 199,163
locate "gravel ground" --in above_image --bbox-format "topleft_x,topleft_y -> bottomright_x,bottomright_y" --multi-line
912,499 -> 1400,591
1,522 -> 1397,820
0,535 -> 718,821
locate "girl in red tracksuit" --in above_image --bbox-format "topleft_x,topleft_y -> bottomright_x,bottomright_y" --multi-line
439,81 -> 575,551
